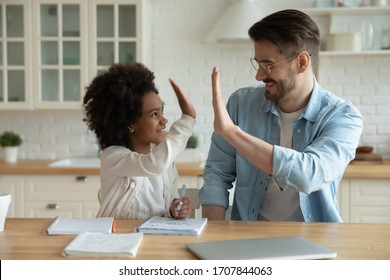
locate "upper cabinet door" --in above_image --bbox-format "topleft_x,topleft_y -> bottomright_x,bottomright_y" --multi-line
2,0 -> 145,110
89,0 -> 142,79
0,0 -> 32,110
33,0 -> 87,109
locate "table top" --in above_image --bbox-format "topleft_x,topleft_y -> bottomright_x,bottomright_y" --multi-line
1,218 -> 389,260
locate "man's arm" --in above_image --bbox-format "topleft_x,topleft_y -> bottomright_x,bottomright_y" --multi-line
202,205 -> 226,220
211,66 -> 273,175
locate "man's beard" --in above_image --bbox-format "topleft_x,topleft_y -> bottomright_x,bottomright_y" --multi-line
264,71 -> 296,102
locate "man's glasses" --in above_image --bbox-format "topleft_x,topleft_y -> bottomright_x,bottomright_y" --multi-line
250,54 -> 298,75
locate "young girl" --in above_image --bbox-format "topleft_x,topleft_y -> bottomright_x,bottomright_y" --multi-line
83,63 -> 196,219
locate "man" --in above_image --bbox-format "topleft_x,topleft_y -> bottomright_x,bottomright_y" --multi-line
200,9 -> 363,222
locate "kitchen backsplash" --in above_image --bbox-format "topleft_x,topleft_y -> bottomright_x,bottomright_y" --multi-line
0,0 -> 389,160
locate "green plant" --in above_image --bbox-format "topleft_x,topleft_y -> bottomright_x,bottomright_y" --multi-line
0,131 -> 23,147
186,135 -> 198,149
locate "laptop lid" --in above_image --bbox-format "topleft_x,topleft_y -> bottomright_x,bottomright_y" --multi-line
186,236 -> 337,260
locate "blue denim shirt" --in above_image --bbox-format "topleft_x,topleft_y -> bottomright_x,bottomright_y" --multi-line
200,79 -> 363,222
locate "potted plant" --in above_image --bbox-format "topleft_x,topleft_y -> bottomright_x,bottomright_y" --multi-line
186,135 -> 198,149
0,131 -> 23,163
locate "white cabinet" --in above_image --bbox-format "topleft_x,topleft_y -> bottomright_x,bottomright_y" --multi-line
0,175 -> 24,217
0,174 -> 100,218
338,178 -> 390,223
0,0 -> 33,110
2,0 -> 148,110
34,0 -> 147,109
33,0 -> 88,109
24,175 -> 100,218
89,0 -> 146,77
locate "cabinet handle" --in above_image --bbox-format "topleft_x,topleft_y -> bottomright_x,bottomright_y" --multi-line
76,176 -> 87,182
47,203 -> 59,209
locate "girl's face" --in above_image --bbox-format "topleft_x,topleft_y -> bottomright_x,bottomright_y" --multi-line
129,91 -> 168,154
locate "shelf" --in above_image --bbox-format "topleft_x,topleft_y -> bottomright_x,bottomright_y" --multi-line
301,6 -> 390,16
320,49 -> 390,56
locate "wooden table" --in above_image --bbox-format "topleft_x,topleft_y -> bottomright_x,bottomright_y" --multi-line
0,218 -> 389,260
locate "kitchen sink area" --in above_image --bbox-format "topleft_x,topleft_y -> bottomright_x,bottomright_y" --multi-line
48,158 -> 100,168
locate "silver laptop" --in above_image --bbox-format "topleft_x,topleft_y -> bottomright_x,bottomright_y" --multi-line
186,236 -> 337,260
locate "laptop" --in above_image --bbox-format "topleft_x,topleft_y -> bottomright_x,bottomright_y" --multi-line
186,236 -> 337,260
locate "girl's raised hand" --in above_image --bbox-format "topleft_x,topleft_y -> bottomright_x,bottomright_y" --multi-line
169,79 -> 196,119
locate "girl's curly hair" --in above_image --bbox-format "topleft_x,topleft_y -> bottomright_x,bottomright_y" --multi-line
83,63 -> 159,150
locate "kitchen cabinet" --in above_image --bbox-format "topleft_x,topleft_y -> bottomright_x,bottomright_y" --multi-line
24,175 -> 100,218
301,6 -> 390,55
0,0 -> 33,110
0,175 -> 24,217
338,178 -> 390,223
2,0 -> 148,110
33,0 -> 88,109
0,174 -> 100,218
34,0 -> 146,109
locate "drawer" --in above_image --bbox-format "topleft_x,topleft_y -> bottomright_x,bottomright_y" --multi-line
24,175 -> 100,202
24,201 -> 83,218
350,206 -> 390,223
350,179 -> 390,206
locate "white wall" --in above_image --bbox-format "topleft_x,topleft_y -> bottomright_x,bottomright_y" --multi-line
0,0 -> 389,160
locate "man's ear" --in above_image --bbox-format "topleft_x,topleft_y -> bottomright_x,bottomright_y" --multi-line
297,51 -> 311,73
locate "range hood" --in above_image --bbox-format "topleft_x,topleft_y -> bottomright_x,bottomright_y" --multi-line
204,0 -> 265,44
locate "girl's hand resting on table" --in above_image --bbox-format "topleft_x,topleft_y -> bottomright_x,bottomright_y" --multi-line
170,197 -> 192,219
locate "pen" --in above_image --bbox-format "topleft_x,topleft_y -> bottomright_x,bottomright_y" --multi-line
176,184 -> 187,212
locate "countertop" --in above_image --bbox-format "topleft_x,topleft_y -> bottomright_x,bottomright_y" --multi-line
0,160 -> 389,178
0,160 -> 204,176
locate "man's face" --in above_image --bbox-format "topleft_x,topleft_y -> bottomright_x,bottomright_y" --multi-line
253,40 -> 298,103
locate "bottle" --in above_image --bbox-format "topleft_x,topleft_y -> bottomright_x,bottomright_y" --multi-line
361,17 -> 374,50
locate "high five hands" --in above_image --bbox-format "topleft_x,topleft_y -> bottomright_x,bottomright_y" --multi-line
211,67 -> 235,137
169,78 -> 196,120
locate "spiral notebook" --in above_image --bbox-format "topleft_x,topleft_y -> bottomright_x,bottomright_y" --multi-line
186,236 -> 337,260
135,216 -> 207,235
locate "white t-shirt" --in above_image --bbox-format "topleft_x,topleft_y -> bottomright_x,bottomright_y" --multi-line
258,107 -> 304,221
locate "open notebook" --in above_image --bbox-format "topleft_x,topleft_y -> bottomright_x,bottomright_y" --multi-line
62,232 -> 143,258
186,236 -> 337,260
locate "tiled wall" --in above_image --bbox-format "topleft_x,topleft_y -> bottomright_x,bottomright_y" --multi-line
0,0 -> 389,160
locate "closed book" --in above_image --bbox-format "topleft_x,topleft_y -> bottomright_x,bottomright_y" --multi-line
62,232 -> 143,258
135,216 -> 208,236
46,217 -> 114,235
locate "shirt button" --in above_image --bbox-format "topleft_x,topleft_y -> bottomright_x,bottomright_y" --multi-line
308,214 -> 312,218
297,129 -> 301,133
